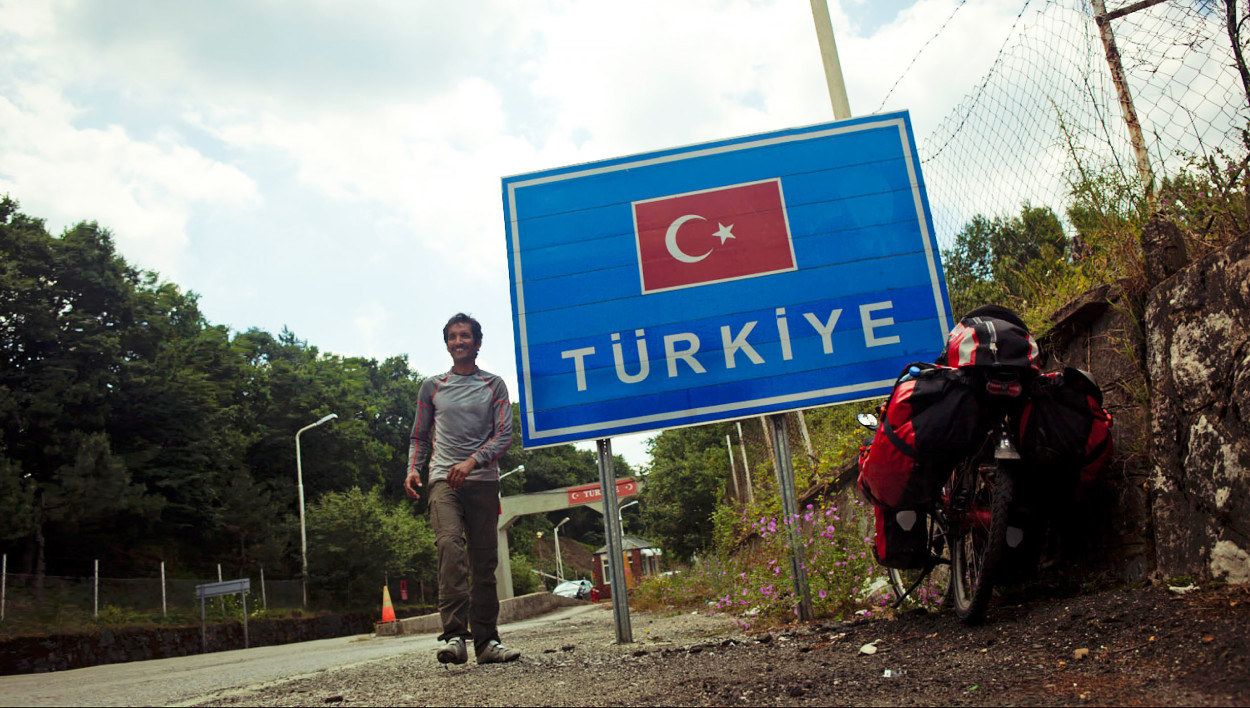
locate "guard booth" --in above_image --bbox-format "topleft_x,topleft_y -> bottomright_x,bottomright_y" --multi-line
592,536 -> 662,597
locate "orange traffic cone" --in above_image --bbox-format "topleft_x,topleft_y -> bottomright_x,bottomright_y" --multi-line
381,585 -> 397,623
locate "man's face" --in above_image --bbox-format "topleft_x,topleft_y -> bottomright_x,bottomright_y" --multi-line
445,322 -> 479,364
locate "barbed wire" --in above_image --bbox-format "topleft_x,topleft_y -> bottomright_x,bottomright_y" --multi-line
885,0 -> 1250,246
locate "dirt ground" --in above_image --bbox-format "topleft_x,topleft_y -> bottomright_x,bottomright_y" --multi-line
196,582 -> 1249,707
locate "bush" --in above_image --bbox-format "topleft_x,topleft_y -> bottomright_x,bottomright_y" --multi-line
510,554 -> 541,595
634,494 -> 891,629
305,487 -> 435,607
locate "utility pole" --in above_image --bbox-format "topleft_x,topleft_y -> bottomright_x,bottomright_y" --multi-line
809,0 -> 853,119
1091,0 -> 1161,200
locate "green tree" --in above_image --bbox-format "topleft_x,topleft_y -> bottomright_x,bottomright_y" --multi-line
0,200 -> 164,578
305,487 -> 435,606
942,204 -> 1068,320
639,422 -> 733,563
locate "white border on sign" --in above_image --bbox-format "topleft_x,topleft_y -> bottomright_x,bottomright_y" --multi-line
629,178 -> 799,295
506,115 -> 948,442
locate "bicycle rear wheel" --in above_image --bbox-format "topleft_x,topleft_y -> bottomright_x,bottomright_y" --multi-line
951,461 -> 1013,624
888,513 -> 952,610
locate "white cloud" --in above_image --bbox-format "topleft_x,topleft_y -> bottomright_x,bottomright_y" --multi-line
0,83 -> 258,277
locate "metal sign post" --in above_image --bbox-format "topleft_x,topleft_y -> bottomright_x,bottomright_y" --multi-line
596,439 -> 633,644
769,414 -> 814,621
196,578 -> 251,653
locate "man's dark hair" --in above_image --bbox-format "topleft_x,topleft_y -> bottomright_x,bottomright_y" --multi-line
443,313 -> 483,344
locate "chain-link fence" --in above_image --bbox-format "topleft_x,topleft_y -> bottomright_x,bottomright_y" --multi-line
879,0 -> 1250,245
0,561 -> 305,637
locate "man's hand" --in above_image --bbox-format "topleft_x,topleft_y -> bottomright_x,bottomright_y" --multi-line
448,457 -> 477,488
403,470 -> 423,500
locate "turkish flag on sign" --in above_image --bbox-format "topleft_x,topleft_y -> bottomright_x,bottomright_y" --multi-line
633,179 -> 796,293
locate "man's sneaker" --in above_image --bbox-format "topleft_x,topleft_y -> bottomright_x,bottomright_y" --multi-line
436,636 -> 468,665
476,639 -> 521,664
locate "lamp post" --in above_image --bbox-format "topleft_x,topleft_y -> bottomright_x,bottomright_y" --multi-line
554,517 -> 570,581
499,464 -> 524,481
618,500 -> 639,527
296,413 -> 337,608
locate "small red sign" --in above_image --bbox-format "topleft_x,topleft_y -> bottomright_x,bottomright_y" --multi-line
634,179 -> 795,293
400,580 -> 408,601
567,478 -> 638,506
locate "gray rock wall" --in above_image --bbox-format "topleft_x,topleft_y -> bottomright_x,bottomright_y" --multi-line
1147,234 -> 1250,583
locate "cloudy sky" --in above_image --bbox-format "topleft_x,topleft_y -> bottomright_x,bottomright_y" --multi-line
0,0 -> 1038,467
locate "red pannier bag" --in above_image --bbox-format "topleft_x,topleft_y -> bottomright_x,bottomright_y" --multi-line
1018,367 -> 1113,490
938,308 -> 1040,372
858,363 -> 981,510
872,506 -> 929,569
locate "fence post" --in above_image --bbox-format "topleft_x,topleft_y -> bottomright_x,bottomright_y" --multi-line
736,422 -> 754,503
260,565 -> 267,611
217,564 -> 224,614
94,559 -> 99,618
1091,0 -> 1157,199
161,561 -> 167,617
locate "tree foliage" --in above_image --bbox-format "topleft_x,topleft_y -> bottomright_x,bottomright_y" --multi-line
0,196 -> 607,602
639,422 -> 733,563
942,203 -> 1068,320
305,487 -> 435,606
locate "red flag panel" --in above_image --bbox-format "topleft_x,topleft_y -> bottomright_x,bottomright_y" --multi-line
633,179 -> 796,293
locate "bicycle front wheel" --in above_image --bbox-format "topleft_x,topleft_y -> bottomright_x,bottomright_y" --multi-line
951,462 -> 1013,624
888,513 -> 953,611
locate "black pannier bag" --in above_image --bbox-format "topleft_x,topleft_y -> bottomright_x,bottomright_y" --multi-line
859,363 -> 981,511
872,506 -> 929,569
1018,367 -> 1113,490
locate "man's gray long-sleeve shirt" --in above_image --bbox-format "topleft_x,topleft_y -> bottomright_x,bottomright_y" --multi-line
407,368 -> 513,484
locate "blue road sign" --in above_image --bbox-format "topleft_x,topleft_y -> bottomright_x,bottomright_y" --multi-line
503,111 -> 952,448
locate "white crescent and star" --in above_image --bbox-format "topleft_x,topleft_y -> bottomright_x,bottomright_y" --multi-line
665,214 -> 736,263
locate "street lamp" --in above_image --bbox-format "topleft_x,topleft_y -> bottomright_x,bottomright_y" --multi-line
618,499 -> 639,525
499,464 -> 524,481
554,517 -> 570,582
296,413 -> 337,608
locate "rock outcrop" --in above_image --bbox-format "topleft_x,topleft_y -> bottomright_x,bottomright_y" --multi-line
1147,233 -> 1250,582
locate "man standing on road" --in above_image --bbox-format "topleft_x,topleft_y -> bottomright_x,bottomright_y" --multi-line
404,313 -> 520,665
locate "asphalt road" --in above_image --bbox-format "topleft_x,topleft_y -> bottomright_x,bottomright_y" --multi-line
0,605 -> 602,707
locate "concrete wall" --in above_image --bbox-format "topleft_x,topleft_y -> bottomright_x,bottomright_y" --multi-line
374,591 -> 588,637
0,612 -> 374,676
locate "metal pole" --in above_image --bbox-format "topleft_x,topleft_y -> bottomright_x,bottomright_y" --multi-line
809,0 -> 853,119
201,596 -> 207,653
596,438 -> 633,643
1092,0 -> 1156,198
296,430 -> 309,608
2,553 -> 6,622
242,589 -> 249,649
260,565 -> 268,610
94,559 -> 99,618
797,411 -> 817,465
554,518 -> 570,582
725,434 -> 740,502
554,527 -> 563,582
736,422 -> 754,503
217,564 -> 224,614
161,561 -> 167,617
292,414 -> 336,609
760,416 -> 777,471
768,414 -> 815,622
